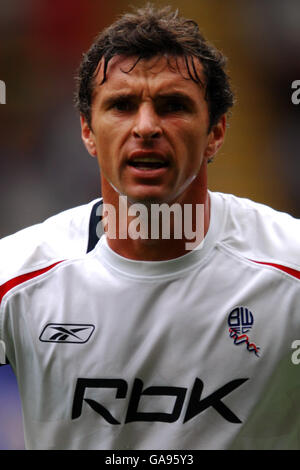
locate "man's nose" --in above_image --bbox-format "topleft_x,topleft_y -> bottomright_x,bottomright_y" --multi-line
132,103 -> 162,140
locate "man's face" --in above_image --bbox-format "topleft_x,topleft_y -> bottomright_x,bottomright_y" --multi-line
81,55 -> 225,204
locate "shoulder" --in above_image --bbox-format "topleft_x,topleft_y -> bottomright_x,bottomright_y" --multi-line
0,199 -> 102,285
213,192 -> 300,273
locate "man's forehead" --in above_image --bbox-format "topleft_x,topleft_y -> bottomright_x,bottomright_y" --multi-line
93,54 -> 205,89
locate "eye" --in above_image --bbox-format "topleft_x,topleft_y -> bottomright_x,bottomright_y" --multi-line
158,99 -> 188,115
111,99 -> 136,112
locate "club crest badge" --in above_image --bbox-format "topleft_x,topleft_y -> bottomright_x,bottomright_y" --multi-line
228,307 -> 260,357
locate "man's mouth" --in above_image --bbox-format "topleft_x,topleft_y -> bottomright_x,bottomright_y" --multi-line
127,152 -> 170,171
128,157 -> 169,170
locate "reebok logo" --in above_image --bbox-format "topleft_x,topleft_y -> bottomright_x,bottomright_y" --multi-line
39,323 -> 95,343
72,377 -> 249,424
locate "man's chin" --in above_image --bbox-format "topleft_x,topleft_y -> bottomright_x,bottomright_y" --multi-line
106,179 -> 178,206
124,192 -> 175,207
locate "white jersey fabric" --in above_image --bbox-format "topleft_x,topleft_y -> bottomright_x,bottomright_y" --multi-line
0,191 -> 300,450
0,198 -> 102,286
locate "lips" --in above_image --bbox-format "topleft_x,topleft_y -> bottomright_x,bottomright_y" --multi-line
127,150 -> 170,170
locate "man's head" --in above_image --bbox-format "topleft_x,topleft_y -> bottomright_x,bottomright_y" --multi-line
76,4 -> 234,206
75,3 -> 234,134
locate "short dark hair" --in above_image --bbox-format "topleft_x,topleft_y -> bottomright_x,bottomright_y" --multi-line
74,3 -> 234,131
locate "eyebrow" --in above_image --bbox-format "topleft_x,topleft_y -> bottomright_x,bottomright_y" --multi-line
101,91 -> 196,108
155,91 -> 196,107
101,92 -> 137,108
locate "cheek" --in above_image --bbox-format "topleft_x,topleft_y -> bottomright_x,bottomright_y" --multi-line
172,123 -> 206,159
96,118 -> 130,152
94,133 -> 114,174
169,117 -> 204,143
93,124 -> 116,159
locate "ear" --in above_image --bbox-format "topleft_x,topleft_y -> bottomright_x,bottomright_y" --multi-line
80,114 -> 97,157
204,114 -> 226,161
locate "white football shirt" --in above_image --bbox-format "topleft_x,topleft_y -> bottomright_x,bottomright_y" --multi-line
0,198 -> 103,287
0,192 -> 300,449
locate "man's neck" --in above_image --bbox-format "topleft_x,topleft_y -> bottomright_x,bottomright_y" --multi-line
105,193 -> 210,261
101,169 -> 210,261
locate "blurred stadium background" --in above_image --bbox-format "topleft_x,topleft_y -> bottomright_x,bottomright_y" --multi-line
0,0 -> 299,449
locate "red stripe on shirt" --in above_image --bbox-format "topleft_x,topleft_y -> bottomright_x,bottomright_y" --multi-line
0,261 -> 64,305
250,260 -> 300,280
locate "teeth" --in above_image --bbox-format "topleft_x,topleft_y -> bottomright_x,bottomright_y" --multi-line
131,157 -> 165,163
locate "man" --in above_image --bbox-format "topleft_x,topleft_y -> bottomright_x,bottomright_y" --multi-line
0,5 -> 300,450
